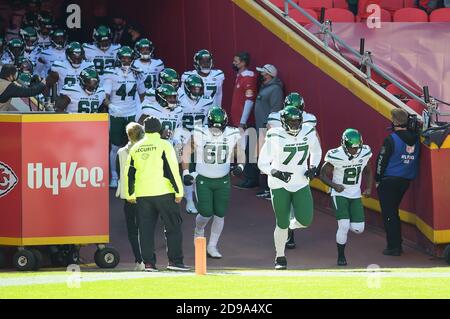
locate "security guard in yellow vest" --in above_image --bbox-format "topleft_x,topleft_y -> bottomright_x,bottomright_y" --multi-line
125,116 -> 189,272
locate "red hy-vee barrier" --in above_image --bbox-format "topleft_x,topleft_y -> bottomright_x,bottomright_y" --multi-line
0,113 -> 119,270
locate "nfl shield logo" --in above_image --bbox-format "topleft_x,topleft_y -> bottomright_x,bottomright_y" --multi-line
0,162 -> 18,198
406,145 -> 415,154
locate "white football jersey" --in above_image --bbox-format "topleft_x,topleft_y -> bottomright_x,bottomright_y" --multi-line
103,67 -> 140,117
51,59 -> 95,94
192,126 -> 242,179
133,58 -> 164,90
267,110 -> 317,128
1,52 -> 15,65
23,47 -> 41,66
37,34 -> 52,49
258,125 -> 322,192
178,92 -> 214,132
83,43 -> 120,76
60,83 -> 106,114
36,47 -> 66,77
324,145 -> 372,199
181,69 -> 225,106
136,101 -> 184,144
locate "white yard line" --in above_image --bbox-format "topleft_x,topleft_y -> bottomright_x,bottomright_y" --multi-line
0,269 -> 450,288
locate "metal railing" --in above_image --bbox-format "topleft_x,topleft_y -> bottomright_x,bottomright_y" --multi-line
264,0 -> 449,127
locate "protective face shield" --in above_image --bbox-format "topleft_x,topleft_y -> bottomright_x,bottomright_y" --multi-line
83,78 -> 99,95
98,39 -> 111,51
120,56 -> 132,72
69,52 -> 82,67
198,56 -> 212,74
165,94 -> 178,110
138,46 -> 151,61
285,118 -> 301,136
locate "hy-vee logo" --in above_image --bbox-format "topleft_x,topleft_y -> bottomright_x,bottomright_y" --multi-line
0,162 -> 18,198
27,163 -> 104,195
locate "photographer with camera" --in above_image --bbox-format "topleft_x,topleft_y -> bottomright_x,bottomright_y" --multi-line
0,64 -> 46,111
376,108 -> 420,256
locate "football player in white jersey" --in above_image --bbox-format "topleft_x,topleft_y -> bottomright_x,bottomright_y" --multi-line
179,74 -> 214,214
36,28 -> 67,77
83,25 -> 121,77
258,106 -> 322,270
141,67 -> 180,106
267,92 -> 320,249
19,27 -> 41,66
133,38 -> 164,94
1,38 -> 24,65
55,67 -> 106,114
182,107 -> 245,259
36,11 -> 53,49
181,49 -> 224,106
47,41 -> 94,95
103,46 -> 146,188
136,83 -> 184,145
320,129 -> 373,266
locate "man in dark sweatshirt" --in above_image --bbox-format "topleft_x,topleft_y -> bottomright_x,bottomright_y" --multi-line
376,108 -> 420,256
0,64 -> 46,111
235,64 -> 284,190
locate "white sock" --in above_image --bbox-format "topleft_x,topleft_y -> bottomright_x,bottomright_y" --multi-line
195,214 -> 211,232
110,144 -> 120,181
209,216 -> 224,247
336,219 -> 350,245
274,226 -> 288,258
350,222 -> 365,234
184,185 -> 194,202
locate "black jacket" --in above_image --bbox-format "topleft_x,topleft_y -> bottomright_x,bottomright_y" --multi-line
0,82 -> 46,103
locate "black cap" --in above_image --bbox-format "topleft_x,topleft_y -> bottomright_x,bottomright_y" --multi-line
144,116 -> 161,133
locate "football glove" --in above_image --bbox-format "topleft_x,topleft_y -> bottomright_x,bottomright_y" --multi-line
304,166 -> 318,179
271,169 -> 293,183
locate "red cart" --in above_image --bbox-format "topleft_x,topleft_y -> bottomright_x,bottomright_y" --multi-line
0,113 -> 119,270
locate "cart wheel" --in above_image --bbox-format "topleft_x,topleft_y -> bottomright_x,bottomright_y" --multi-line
94,247 -> 120,269
13,250 -> 36,271
444,245 -> 450,265
0,250 -> 5,268
28,248 -> 43,270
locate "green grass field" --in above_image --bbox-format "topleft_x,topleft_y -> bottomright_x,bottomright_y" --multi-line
1,267 -> 450,299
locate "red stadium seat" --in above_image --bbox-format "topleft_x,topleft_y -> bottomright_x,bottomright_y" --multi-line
381,0 -> 403,13
430,8 -> 450,22
290,8 -> 319,25
407,99 -> 425,114
299,0 -> 333,13
270,0 -> 299,10
403,0 -> 417,8
324,8 -> 355,22
393,8 -> 429,22
370,71 -> 391,88
333,0 -> 348,9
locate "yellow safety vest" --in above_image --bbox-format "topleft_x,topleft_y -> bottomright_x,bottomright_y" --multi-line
125,132 -> 183,199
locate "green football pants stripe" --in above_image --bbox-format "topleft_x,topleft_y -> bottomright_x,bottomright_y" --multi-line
196,174 -> 231,218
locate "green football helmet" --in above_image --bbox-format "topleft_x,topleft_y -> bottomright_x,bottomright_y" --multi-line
93,25 -> 112,51
284,92 -> 305,111
341,128 -> 363,159
159,68 -> 179,88
17,56 -> 34,74
281,105 -> 303,136
79,67 -> 100,95
207,106 -> 228,132
50,29 -> 67,49
155,84 -> 178,110
194,49 -> 213,75
7,38 -> 25,60
116,46 -> 134,71
65,41 -> 85,68
37,11 -> 54,36
134,38 -> 154,61
20,27 -> 38,52
184,74 -> 204,101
